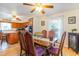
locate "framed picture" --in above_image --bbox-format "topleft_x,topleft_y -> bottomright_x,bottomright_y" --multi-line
41,21 -> 45,26
68,16 -> 76,24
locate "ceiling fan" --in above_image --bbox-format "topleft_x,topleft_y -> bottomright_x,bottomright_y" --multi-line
12,11 -> 21,21
23,3 -> 54,14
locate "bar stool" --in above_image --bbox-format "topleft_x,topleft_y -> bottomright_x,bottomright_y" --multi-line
1,33 -> 8,45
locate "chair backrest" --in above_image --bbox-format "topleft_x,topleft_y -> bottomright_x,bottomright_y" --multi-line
48,30 -> 55,41
58,32 -> 66,55
0,32 -> 2,40
24,31 -> 36,56
42,30 -> 47,38
18,31 -> 28,54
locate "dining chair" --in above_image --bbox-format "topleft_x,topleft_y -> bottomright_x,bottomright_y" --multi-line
1,33 -> 8,45
18,31 -> 28,56
41,30 -> 47,38
24,31 -> 46,56
19,30 -> 46,56
0,32 -> 2,40
48,30 -> 55,41
48,32 -> 66,56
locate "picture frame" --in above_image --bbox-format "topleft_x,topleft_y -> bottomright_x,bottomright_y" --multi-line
41,21 -> 45,26
68,16 -> 76,24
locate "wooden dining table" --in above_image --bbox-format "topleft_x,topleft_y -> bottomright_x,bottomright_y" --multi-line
33,36 -> 52,47
33,36 -> 53,55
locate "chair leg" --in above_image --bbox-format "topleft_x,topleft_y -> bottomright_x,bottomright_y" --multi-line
20,49 -> 22,56
61,51 -> 63,56
1,38 -> 4,45
25,51 -> 28,56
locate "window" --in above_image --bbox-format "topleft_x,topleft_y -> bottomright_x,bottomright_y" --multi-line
1,23 -> 12,30
48,16 -> 64,40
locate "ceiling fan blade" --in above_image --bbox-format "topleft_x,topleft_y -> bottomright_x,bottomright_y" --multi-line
30,7 -> 36,13
40,10 -> 45,14
23,3 -> 34,6
42,5 -> 54,8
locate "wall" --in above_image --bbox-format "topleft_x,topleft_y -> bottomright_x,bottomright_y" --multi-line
49,9 -> 79,47
33,15 -> 48,34
40,16 -> 48,31
33,9 -> 79,47
33,15 -> 41,34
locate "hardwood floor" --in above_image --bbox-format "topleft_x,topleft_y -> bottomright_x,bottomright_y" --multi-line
0,43 -> 20,56
0,43 -> 79,56
63,48 -> 79,56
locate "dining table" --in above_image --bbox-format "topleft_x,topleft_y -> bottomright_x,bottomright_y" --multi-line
33,36 -> 54,55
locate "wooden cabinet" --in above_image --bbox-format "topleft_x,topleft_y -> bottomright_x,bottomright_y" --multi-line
12,22 -> 29,28
68,32 -> 79,53
23,22 -> 29,27
7,32 -> 19,44
12,23 -> 23,28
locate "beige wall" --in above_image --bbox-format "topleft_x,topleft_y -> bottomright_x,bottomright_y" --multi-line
33,15 -> 41,34
40,16 -> 48,31
33,15 -> 48,34
33,9 -> 79,47
50,9 -> 79,47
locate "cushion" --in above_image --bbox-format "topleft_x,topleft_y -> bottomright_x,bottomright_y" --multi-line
49,47 -> 59,54
35,46 -> 45,56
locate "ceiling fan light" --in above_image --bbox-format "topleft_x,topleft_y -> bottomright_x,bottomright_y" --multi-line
12,15 -> 16,18
12,11 -> 17,16
16,18 -> 21,21
36,7 -> 43,12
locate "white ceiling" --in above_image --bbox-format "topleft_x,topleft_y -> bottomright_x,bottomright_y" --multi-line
0,3 -> 79,22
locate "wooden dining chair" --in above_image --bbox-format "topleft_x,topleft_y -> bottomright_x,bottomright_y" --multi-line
41,30 -> 47,38
1,33 -> 9,45
19,30 -> 46,56
48,30 -> 55,41
18,31 -> 28,56
0,32 -> 2,40
24,31 -> 46,56
48,32 -> 66,56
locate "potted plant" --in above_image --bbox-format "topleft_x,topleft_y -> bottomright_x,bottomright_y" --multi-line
72,28 -> 77,33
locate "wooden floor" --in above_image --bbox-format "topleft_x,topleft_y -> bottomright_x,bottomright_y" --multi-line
63,48 -> 79,56
0,43 -> 79,56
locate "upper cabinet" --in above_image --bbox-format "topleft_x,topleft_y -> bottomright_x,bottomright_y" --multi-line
12,22 -> 30,28
23,22 -> 29,27
12,23 -> 22,28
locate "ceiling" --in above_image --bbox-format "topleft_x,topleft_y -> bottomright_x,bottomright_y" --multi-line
0,3 -> 79,22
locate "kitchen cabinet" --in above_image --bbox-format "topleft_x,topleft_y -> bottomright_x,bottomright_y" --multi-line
7,32 -> 19,44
